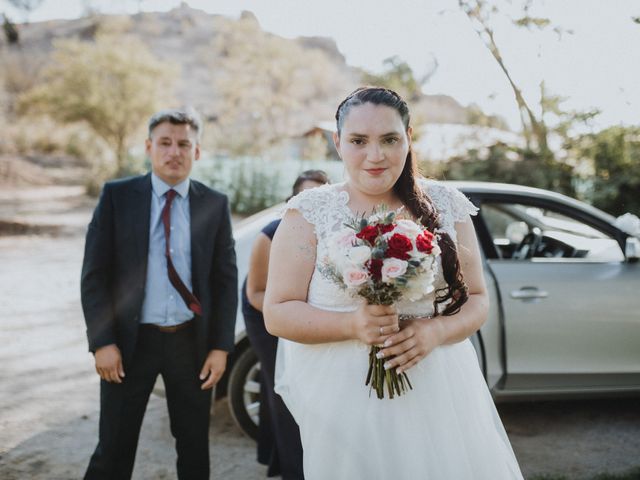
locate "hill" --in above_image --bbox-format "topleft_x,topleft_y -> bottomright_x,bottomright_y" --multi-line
3,4 -> 482,131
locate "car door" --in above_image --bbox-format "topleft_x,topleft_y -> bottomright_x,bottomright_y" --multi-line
479,198 -> 640,394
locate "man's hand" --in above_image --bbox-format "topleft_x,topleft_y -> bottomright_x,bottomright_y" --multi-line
94,344 -> 125,383
199,349 -> 228,390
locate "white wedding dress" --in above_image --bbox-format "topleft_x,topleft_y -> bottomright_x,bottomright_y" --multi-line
274,180 -> 523,480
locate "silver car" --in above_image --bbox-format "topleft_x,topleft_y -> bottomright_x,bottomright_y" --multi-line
219,181 -> 640,439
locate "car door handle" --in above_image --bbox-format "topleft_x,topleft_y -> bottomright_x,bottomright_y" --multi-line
510,287 -> 549,300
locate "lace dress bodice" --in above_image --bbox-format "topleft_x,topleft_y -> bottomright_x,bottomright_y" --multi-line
283,179 -> 478,316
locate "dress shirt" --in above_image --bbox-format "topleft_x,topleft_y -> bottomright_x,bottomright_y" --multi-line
140,173 -> 193,326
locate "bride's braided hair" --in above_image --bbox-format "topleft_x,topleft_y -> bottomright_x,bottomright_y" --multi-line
335,86 -> 468,315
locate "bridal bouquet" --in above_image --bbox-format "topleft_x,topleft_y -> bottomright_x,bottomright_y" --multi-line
322,208 -> 441,399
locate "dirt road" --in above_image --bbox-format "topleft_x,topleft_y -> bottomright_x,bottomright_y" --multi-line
1,187 -> 639,479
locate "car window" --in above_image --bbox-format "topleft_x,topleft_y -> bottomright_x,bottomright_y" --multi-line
482,202 -> 624,262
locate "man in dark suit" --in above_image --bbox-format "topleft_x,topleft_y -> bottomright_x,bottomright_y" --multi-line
81,108 -> 237,479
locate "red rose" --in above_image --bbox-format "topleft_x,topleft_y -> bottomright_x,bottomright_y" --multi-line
367,258 -> 383,281
386,233 -> 412,260
416,231 -> 434,254
356,225 -> 379,245
378,224 -> 395,235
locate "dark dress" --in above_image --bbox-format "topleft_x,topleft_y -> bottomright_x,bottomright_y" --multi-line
242,219 -> 304,480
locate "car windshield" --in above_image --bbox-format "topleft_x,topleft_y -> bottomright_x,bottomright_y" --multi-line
482,202 -> 623,262
519,206 -> 607,239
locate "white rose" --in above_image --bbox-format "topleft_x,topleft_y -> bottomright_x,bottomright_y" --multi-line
381,258 -> 408,283
405,264 -> 439,301
327,228 -> 358,264
408,244 -> 439,262
410,248 -> 428,260
420,255 -> 436,271
343,266 -> 370,288
393,219 -> 424,240
347,245 -> 372,265
405,276 -> 435,301
405,282 -> 425,302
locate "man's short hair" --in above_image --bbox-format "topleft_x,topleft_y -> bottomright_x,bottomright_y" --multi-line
148,107 -> 202,142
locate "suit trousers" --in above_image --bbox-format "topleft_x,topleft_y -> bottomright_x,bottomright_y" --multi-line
84,323 -> 212,480
243,307 -> 304,480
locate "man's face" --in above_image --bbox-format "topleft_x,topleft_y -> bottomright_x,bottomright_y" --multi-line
146,121 -> 200,186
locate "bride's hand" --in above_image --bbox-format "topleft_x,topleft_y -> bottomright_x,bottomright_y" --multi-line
349,303 -> 399,345
376,317 -> 445,374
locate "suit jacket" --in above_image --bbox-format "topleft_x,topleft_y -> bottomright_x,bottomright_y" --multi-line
80,173 -> 238,368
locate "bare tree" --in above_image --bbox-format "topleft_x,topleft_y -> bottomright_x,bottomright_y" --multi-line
456,0 -> 595,194
458,0 -> 556,154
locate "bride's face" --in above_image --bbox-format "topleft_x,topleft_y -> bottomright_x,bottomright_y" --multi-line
334,102 -> 411,198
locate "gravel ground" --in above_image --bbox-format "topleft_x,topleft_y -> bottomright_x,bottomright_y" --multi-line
0,186 -> 639,479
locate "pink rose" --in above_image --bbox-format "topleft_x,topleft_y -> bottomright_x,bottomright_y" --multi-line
343,267 -> 370,287
333,229 -> 358,249
381,258 -> 408,283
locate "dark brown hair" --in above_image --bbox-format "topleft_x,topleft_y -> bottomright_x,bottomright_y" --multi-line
291,169 -> 330,198
335,86 -> 468,316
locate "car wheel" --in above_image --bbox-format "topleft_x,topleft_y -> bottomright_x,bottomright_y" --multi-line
227,346 -> 260,440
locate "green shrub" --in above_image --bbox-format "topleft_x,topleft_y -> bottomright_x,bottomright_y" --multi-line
572,126 -> 640,217
193,156 -> 344,214
434,143 -> 576,197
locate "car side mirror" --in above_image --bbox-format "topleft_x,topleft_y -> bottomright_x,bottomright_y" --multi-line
626,237 -> 640,261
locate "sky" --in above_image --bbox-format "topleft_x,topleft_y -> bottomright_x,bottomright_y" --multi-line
3,0 -> 639,131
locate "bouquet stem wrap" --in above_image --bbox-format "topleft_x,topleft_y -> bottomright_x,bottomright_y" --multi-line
366,345 -> 413,399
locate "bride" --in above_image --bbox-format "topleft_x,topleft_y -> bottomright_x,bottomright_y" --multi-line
263,87 -> 523,479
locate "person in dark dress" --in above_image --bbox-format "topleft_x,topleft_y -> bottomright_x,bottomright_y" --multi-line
242,170 -> 329,479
